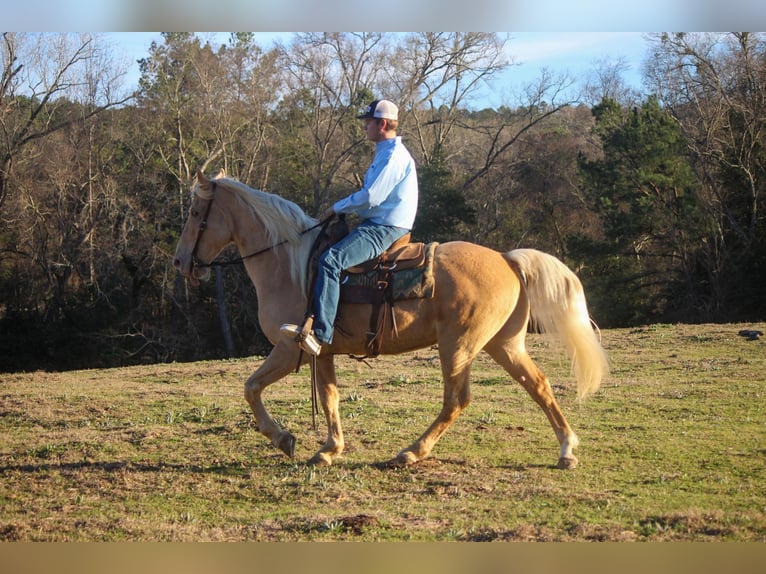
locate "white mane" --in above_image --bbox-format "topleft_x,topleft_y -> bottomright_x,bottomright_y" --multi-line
196,176 -> 318,297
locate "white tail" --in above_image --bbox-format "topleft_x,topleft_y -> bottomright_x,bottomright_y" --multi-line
505,248 -> 609,400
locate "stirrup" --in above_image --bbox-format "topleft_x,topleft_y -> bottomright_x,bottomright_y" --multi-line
279,317 -> 322,356
299,316 -> 314,340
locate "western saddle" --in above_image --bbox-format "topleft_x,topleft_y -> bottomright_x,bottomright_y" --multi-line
307,216 -> 435,356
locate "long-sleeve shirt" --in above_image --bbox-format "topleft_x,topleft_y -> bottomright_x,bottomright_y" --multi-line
332,136 -> 418,230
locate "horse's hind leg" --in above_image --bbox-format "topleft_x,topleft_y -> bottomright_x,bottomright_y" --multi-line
484,341 -> 580,469
391,343 -> 475,466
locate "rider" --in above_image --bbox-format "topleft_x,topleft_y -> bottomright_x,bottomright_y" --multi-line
280,99 -> 419,355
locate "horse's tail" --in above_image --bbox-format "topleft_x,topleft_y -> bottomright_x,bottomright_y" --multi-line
505,248 -> 608,400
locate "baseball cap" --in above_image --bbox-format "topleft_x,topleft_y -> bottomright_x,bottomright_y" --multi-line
357,99 -> 399,120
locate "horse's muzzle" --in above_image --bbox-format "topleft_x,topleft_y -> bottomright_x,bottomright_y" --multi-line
173,257 -> 209,286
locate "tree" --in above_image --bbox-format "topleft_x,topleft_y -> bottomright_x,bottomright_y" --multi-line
645,32 -> 766,320
582,55 -> 642,108
137,33 -> 211,220
390,32 -> 510,167
0,32 -> 132,213
21,31 -> 766,371
272,32 -> 383,214
0,33 -> 136,369
577,96 -> 706,325
137,33 -> 282,359
445,70 -> 578,250
505,104 -> 599,256
414,152 -> 476,242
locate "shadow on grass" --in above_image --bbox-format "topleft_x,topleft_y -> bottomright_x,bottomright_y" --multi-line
0,459 -> 253,476
1,455 -> 553,476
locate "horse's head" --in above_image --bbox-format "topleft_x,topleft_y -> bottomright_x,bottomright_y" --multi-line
173,169 -> 232,286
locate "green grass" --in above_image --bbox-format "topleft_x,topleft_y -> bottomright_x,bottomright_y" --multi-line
0,323 -> 764,541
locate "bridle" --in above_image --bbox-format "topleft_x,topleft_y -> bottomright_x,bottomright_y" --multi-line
189,182 -> 217,271
189,180 -> 328,272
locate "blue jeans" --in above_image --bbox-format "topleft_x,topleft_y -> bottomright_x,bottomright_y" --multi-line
312,220 -> 409,344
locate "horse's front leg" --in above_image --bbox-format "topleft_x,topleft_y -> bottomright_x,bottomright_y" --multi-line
307,355 -> 345,466
244,342 -> 306,458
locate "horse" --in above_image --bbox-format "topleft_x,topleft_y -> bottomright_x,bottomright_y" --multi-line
173,170 -> 609,469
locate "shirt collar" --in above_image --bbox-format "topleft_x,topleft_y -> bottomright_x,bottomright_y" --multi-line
375,136 -> 400,150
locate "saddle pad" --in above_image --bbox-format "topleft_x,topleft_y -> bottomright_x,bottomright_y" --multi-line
340,242 -> 438,304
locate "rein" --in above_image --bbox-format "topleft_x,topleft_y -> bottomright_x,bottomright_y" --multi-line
190,181 -> 327,271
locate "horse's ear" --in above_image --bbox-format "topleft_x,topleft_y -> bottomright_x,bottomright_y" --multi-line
196,169 -> 209,186
213,168 -> 226,179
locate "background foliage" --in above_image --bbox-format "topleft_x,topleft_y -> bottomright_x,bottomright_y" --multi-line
1,32 -> 765,371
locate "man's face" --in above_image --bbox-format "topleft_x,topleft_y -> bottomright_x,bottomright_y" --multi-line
363,118 -> 386,142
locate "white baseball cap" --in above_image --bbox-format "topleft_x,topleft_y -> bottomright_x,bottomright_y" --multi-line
357,99 -> 399,120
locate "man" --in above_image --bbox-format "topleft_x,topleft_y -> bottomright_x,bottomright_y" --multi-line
280,99 -> 419,355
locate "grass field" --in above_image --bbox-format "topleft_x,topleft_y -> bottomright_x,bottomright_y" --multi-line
1,323 -> 764,541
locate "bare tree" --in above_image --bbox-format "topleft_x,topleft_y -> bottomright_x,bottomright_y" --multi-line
645,33 -> 766,246
459,67 -> 577,192
0,32 -> 132,213
582,55 -> 642,108
275,32 -> 388,213
389,32 -> 510,166
187,33 -> 280,185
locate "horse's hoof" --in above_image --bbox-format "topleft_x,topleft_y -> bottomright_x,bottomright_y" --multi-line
557,456 -> 578,470
383,451 -> 418,468
277,432 -> 296,458
307,452 -> 332,466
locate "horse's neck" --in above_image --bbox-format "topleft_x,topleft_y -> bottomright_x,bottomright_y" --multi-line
230,205 -> 308,325
242,248 -> 308,339
238,242 -> 302,294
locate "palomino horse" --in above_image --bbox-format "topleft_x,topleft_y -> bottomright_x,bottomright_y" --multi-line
173,170 -> 608,469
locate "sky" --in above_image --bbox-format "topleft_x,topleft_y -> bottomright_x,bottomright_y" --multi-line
8,0 -> 764,108
5,0 -> 765,32
104,32 -> 650,109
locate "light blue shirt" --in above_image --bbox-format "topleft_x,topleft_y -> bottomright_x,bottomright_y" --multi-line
332,136 -> 418,230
